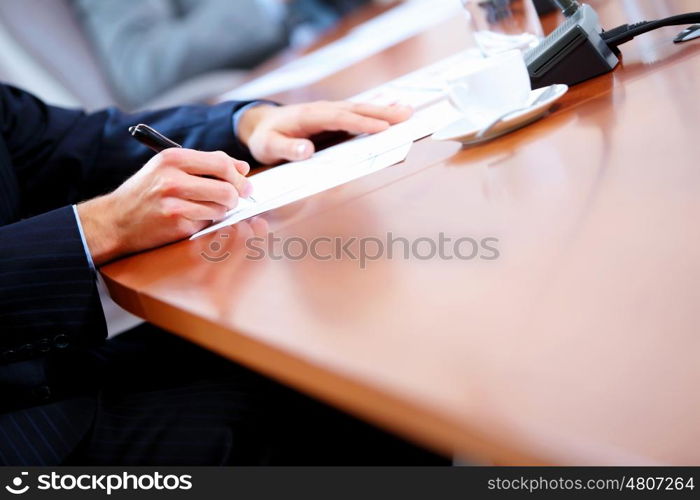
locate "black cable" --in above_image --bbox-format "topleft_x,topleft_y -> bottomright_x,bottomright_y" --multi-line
602,12 -> 700,49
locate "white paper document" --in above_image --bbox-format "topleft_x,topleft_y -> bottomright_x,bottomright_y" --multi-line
191,143 -> 411,239
191,101 -> 461,239
220,0 -> 462,100
350,49 -> 484,109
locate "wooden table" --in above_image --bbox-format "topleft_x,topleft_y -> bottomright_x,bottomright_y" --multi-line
102,0 -> 700,465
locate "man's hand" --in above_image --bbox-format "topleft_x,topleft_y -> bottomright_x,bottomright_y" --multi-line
77,149 -> 252,265
77,101 -> 411,265
238,101 -> 413,164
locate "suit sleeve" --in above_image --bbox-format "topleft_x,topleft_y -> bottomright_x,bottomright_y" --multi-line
0,207 -> 106,366
1,84 -> 256,217
0,84 -> 254,365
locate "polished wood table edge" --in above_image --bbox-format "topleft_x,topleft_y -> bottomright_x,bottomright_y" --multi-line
103,271 -> 550,465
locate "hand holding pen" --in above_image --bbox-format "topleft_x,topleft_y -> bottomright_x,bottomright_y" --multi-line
129,123 -> 256,202
76,102 -> 411,266
75,126 -> 254,265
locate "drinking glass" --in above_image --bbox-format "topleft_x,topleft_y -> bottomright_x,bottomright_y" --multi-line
461,0 -> 545,57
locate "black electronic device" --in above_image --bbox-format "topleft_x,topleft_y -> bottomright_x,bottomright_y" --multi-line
525,1 -> 618,88
524,1 -> 700,88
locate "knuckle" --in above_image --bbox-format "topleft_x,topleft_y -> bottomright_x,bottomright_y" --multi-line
218,163 -> 233,180
212,150 -> 229,162
214,151 -> 234,174
159,197 -> 180,218
158,148 -> 182,163
155,175 -> 180,196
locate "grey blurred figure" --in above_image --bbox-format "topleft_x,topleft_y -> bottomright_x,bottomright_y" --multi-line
72,0 -> 369,108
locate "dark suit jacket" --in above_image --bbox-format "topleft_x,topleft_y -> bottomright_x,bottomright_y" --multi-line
0,84 -> 252,465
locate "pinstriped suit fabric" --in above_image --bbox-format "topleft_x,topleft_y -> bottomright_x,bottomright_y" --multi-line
63,327 -> 445,466
0,84 -> 253,465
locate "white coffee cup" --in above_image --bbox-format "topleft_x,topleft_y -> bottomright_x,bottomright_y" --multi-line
447,50 -> 531,124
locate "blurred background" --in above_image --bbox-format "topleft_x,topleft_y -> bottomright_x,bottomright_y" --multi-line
0,0 -> 577,111
0,0 -> 408,111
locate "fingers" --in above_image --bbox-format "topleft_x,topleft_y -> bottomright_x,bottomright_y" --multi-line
157,149 -> 253,201
247,100 -> 414,164
159,148 -> 252,193
161,197 -> 229,221
176,174 -> 244,209
309,106 -> 391,135
264,132 -> 315,163
340,102 -> 414,125
291,101 -> 413,138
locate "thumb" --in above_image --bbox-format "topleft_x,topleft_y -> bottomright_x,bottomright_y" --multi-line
266,133 -> 315,163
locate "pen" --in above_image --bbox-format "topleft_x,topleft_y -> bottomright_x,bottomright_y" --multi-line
128,123 -> 181,152
128,123 -> 256,202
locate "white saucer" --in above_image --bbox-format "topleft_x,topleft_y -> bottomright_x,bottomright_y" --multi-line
431,84 -> 568,145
